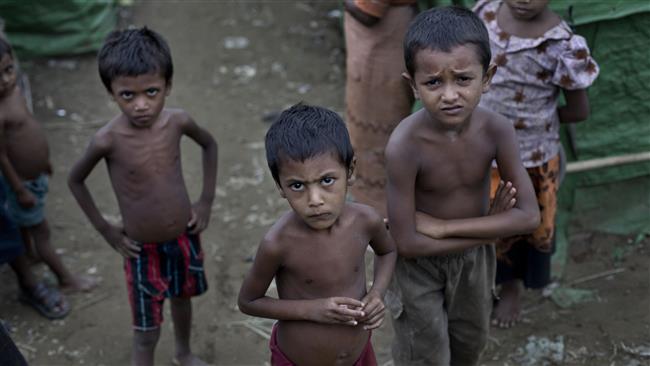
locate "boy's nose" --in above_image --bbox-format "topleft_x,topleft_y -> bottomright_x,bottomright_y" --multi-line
441,85 -> 459,102
134,97 -> 149,111
308,188 -> 324,207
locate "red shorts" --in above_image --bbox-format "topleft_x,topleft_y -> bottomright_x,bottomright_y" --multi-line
270,323 -> 377,366
124,232 -> 207,331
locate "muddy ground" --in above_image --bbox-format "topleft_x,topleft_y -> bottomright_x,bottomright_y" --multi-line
1,2 -> 648,366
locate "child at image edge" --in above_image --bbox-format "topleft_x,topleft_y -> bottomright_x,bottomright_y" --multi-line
0,35 -> 95,319
474,0 -> 599,328
68,27 -> 218,366
238,103 -> 397,366
385,7 -> 540,365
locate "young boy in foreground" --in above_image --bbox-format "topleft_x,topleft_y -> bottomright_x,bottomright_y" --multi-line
385,7 -> 540,365
0,35 -> 95,303
238,104 -> 396,366
68,27 -> 218,366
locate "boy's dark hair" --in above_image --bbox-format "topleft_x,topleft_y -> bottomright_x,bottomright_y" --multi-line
265,103 -> 354,184
97,26 -> 173,92
404,6 -> 491,75
0,36 -> 13,58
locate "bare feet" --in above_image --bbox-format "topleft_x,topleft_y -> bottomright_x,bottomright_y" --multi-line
172,354 -> 209,366
60,274 -> 99,293
491,280 -> 523,328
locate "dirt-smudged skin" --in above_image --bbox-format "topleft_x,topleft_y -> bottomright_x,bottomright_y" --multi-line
0,87 -> 50,180
101,109 -> 193,243
272,208 -> 372,365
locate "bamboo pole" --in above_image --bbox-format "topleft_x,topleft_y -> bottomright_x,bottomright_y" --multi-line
566,152 -> 650,173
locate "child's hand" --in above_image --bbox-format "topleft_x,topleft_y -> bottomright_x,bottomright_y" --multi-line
359,290 -> 386,330
188,202 -> 211,234
415,212 -> 446,239
307,297 -> 366,326
102,225 -> 141,258
16,189 -> 36,208
489,180 -> 517,215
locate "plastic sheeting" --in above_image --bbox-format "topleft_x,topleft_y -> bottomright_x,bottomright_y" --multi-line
0,0 -> 116,58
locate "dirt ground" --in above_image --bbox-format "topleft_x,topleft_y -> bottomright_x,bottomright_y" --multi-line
1,2 -> 648,366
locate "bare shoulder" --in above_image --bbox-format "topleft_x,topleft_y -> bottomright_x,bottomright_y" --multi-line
165,108 -> 194,127
386,110 -> 425,157
91,117 -> 121,151
475,105 -> 514,137
259,211 -> 298,256
344,202 -> 384,231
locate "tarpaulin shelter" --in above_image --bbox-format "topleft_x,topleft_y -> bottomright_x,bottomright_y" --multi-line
549,0 -> 650,277
0,0 -> 116,58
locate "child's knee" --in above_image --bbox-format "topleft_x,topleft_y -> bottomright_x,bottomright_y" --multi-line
133,329 -> 161,350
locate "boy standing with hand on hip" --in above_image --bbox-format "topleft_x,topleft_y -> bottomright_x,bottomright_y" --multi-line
68,27 -> 218,366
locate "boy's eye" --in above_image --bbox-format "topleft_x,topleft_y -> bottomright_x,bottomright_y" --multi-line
425,78 -> 441,87
146,88 -> 159,96
120,91 -> 134,100
4,65 -> 13,73
457,76 -> 472,84
321,177 -> 335,186
289,182 -> 304,191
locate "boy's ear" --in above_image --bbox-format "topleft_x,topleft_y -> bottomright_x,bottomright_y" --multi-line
482,63 -> 497,93
347,156 -> 357,186
402,72 -> 419,100
165,80 -> 172,96
275,181 -> 286,198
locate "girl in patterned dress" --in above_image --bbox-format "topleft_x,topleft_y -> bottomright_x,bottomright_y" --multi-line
473,0 -> 599,328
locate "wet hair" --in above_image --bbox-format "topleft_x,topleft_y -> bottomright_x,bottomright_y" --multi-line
265,103 -> 354,184
0,36 -> 13,59
404,6 -> 491,75
97,26 -> 173,92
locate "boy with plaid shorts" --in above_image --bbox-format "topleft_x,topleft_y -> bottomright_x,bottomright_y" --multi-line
68,27 -> 218,366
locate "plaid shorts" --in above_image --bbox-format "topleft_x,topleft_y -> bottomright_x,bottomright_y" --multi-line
124,231 -> 207,331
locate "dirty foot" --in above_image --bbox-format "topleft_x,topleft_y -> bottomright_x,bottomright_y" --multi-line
172,354 -> 209,366
60,274 -> 99,293
491,280 -> 522,329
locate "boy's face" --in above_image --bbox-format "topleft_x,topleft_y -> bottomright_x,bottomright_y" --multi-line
276,152 -> 354,231
405,45 -> 495,129
0,53 -> 16,98
110,72 -> 170,128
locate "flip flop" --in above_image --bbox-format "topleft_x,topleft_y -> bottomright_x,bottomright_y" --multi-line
19,282 -> 70,320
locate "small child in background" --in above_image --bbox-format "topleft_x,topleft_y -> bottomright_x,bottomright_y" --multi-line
238,103 -> 396,366
0,35 -> 96,302
68,27 -> 218,366
473,0 -> 599,328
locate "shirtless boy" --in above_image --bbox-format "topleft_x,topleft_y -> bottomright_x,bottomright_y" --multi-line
0,35 -> 95,301
238,104 -> 396,366
68,27 -> 218,366
385,7 -> 540,365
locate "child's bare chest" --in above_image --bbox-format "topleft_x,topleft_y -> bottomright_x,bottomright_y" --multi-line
280,234 -> 369,295
416,135 -> 495,193
109,129 -> 182,179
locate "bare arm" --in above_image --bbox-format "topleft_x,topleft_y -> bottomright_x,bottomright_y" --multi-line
386,137 -> 488,258
180,112 -> 218,233
67,133 -> 140,257
558,89 -> 590,123
237,237 -> 364,324
425,120 -> 540,239
0,120 -> 34,207
359,210 -> 397,329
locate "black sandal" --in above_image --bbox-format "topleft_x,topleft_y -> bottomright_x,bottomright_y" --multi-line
19,282 -> 70,320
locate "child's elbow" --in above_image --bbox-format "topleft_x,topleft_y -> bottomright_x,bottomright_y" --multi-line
524,210 -> 541,232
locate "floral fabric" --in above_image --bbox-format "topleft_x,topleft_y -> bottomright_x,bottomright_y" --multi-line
475,0 -> 600,167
